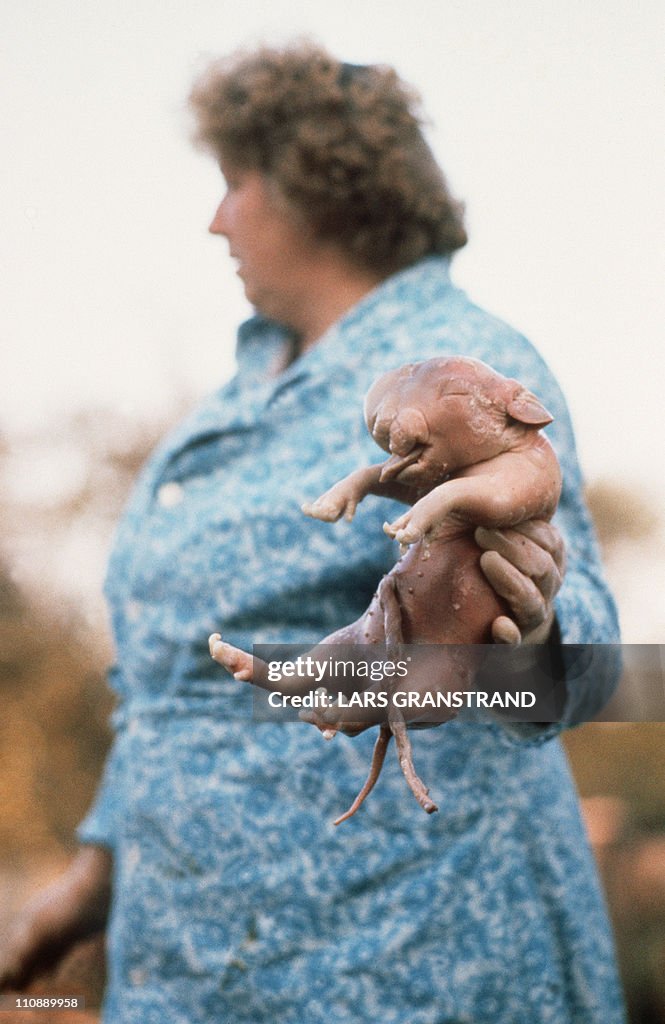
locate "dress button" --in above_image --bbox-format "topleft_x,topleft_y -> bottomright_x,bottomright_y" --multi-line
157,481 -> 184,507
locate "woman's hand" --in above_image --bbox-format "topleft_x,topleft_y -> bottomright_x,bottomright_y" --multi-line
475,519 -> 565,645
0,845 -> 112,992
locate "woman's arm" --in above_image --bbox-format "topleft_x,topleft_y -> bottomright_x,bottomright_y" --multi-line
0,845 -> 112,992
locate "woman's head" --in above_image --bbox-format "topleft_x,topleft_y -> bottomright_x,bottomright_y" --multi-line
189,42 -> 467,277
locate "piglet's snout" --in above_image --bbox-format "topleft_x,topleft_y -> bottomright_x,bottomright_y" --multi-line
380,444 -> 426,481
389,408 -> 429,453
379,408 -> 430,481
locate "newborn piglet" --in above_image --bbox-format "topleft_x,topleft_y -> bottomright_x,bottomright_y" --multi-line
210,356 -> 561,823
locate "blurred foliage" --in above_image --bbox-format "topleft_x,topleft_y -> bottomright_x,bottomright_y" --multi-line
0,407 -> 182,1014
566,725 -> 665,828
566,726 -> 665,1023
586,478 -> 661,549
0,405 -> 186,869
0,561 -> 113,862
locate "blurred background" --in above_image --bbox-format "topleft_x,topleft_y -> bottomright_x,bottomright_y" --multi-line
1,0 -> 664,1020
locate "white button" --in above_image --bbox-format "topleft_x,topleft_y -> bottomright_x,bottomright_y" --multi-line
157,481 -> 184,507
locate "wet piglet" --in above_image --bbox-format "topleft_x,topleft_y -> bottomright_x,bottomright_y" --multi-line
210,356 -> 562,823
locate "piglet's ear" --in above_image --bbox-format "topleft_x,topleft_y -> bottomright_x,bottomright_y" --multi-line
506,390 -> 554,427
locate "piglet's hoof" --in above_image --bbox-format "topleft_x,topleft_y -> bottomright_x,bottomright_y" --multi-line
209,634 -> 254,681
301,495 -> 357,523
299,708 -> 338,740
383,518 -> 421,545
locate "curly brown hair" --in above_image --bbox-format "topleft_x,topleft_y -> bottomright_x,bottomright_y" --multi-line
189,42 -> 467,276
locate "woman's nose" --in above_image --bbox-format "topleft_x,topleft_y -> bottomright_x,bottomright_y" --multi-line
208,200 -> 229,236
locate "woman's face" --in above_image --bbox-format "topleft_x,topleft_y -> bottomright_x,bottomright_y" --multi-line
209,165 -> 321,322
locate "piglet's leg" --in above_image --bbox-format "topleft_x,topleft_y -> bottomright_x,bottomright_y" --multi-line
384,477 -> 497,545
210,633 -> 325,696
333,724 -> 392,826
389,714 -> 438,815
330,578 -> 401,824
379,576 -> 439,816
378,575 -> 402,655
302,465 -> 383,523
209,634 -> 255,681
208,634 -> 299,693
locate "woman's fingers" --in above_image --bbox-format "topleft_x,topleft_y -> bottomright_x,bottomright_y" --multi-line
0,921 -> 33,989
475,520 -> 565,605
490,615 -> 522,645
475,519 -> 563,641
0,906 -> 68,991
479,549 -> 549,632
514,519 -> 566,574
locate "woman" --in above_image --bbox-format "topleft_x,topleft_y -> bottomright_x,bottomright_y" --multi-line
0,43 -> 624,1023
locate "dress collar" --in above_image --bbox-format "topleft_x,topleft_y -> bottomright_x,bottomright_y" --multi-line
145,257 -> 455,475
234,255 -> 453,386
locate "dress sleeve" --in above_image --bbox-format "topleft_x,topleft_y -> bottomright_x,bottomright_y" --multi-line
76,743 -> 124,849
549,445 -> 622,725
492,421 -> 622,746
76,673 -> 128,851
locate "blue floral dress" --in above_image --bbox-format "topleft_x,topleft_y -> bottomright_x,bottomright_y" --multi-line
79,257 -> 625,1023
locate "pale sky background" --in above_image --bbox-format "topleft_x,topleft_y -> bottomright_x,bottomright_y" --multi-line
1,0 -> 663,493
